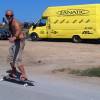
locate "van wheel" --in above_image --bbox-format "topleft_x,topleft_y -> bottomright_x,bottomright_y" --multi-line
30,33 -> 39,41
72,35 -> 81,43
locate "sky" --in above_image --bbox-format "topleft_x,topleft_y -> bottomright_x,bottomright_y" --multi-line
0,0 -> 100,23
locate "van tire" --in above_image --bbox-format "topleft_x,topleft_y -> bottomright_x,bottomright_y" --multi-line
72,35 -> 81,43
30,33 -> 39,41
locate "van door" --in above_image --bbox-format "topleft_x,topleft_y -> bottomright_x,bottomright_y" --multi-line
35,18 -> 48,38
47,17 -> 68,38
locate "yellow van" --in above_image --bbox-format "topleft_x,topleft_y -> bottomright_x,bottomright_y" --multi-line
28,4 -> 100,42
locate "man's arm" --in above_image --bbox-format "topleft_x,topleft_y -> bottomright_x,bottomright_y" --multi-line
9,21 -> 21,42
14,22 -> 21,38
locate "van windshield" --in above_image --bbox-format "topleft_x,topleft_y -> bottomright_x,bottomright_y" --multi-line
36,18 -> 47,26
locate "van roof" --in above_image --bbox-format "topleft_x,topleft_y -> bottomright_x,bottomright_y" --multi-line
42,4 -> 100,17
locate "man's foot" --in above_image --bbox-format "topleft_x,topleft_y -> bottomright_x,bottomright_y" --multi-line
6,69 -> 13,73
9,73 -> 17,78
7,69 -> 21,78
20,74 -> 27,81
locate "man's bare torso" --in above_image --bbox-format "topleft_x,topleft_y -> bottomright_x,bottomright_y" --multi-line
9,19 -> 25,39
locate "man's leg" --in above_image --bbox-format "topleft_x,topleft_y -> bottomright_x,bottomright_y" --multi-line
7,43 -> 17,77
8,63 -> 17,77
18,64 -> 27,80
10,63 -> 16,72
17,40 -> 27,80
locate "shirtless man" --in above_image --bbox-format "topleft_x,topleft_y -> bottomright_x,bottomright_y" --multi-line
5,10 -> 27,80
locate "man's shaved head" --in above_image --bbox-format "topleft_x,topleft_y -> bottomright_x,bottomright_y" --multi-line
5,10 -> 14,22
5,10 -> 14,16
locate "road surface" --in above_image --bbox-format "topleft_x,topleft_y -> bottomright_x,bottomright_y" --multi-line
0,74 -> 100,100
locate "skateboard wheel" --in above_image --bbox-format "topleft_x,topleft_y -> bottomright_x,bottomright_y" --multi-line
24,83 -> 28,87
0,78 -> 3,81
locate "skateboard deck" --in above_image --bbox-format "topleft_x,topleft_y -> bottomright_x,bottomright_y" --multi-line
3,75 -> 34,86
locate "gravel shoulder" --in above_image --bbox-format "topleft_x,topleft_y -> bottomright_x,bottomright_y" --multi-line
0,40 -> 100,85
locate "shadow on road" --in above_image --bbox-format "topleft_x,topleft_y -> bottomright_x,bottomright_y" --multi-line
30,39 -> 100,45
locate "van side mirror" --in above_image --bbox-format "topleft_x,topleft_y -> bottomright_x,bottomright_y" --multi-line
32,22 -> 35,26
32,23 -> 37,29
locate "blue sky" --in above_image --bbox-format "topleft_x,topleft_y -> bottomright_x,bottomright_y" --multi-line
0,0 -> 100,23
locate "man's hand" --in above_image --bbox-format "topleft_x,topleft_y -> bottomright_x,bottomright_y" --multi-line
8,37 -> 16,43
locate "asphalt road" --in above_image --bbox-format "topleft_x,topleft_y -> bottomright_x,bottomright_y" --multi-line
0,74 -> 100,100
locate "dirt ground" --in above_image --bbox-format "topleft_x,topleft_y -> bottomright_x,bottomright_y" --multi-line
1,40 -> 100,84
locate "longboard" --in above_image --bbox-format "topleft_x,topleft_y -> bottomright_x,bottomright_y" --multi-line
3,75 -> 34,87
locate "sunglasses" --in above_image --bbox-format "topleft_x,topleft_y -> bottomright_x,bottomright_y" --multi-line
5,15 -> 13,18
